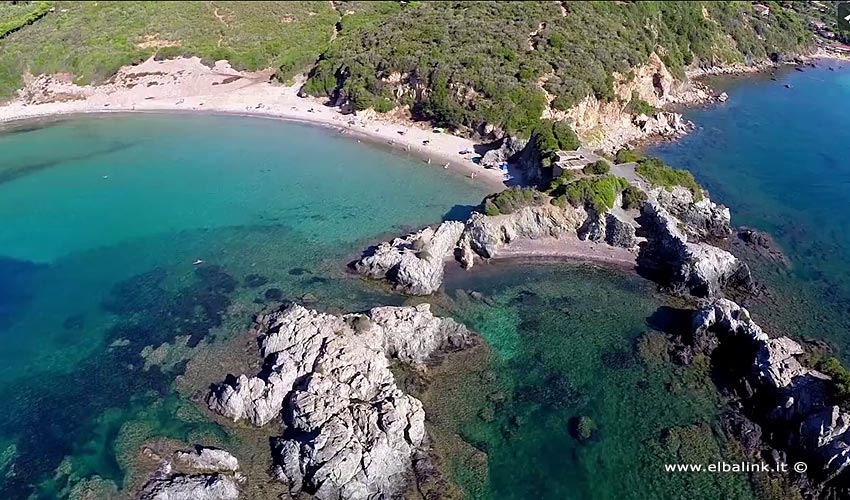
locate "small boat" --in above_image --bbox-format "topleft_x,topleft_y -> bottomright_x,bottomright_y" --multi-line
193,259 -> 204,266
784,83 -> 791,88
795,67 -> 804,72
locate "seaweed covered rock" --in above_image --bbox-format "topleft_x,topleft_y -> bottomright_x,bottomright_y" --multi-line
207,303 -> 472,499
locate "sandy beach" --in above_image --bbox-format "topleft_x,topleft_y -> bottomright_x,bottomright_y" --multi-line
0,57 -> 508,191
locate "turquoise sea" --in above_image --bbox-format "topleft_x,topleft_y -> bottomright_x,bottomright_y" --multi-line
2,66 -> 847,500
0,114 -> 493,498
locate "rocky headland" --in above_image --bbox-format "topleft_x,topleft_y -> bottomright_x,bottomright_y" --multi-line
353,163 -> 751,300
205,302 -> 473,500
664,298 -> 850,497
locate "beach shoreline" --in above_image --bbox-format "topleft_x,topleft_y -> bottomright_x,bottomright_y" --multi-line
0,57 -> 510,192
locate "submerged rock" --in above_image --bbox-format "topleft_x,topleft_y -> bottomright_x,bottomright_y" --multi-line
207,303 -> 472,499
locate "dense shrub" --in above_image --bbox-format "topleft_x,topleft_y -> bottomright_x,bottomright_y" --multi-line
552,120 -> 580,151
622,185 -> 648,210
583,159 -> 610,175
814,357 -> 850,404
531,119 -> 582,167
482,187 -> 548,216
299,2 -> 812,135
374,96 -> 395,113
552,176 -> 628,213
636,157 -> 704,200
615,148 -> 643,164
546,170 -> 576,194
625,91 -> 657,116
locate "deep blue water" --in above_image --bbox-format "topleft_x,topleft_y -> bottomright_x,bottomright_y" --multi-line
651,62 -> 850,355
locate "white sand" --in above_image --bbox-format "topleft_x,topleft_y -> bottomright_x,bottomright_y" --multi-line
0,57 -> 507,191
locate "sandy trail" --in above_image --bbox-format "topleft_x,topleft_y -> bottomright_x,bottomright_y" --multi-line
0,57 -> 508,191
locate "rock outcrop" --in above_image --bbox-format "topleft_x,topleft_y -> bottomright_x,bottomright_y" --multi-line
353,221 -> 464,295
175,448 -> 239,474
604,212 -> 638,249
639,202 -> 750,297
140,474 -> 239,500
139,446 -> 241,500
685,299 -> 850,487
459,204 -> 588,263
479,135 -> 526,169
207,303 -> 472,500
652,186 -> 732,241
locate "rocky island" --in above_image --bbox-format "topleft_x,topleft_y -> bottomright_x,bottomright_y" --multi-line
205,303 -> 472,499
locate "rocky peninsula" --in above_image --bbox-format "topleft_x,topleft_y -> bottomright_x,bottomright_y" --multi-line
353,158 -> 750,301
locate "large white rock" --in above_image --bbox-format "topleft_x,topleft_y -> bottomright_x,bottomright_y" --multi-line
207,303 -> 472,499
140,474 -> 239,500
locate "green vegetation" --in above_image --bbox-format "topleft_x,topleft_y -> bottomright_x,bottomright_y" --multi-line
636,157 -> 704,200
0,1 -> 816,124
0,1 -> 52,40
531,119 -> 581,167
615,148 -> 643,164
546,170 -> 576,194
0,1 -> 383,98
625,90 -> 657,116
622,185 -> 648,210
482,186 -> 548,216
583,159 -> 610,176
302,1 -> 811,133
551,175 -> 629,214
813,356 -> 850,405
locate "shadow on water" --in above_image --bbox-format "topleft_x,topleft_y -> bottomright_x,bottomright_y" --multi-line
442,204 -> 480,222
0,264 -> 241,499
0,256 -> 45,330
0,140 -> 136,185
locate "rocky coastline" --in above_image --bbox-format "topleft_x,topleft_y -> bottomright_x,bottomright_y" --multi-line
662,298 -> 850,498
113,52 -> 846,500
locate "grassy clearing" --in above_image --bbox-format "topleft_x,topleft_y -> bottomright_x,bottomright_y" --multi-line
0,1 -> 341,98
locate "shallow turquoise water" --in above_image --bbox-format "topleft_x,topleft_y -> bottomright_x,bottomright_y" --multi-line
650,63 -> 850,355
0,114 -> 490,498
438,263 -> 752,500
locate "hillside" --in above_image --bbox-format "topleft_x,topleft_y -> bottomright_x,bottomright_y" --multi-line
0,1 -> 815,136
303,1 -> 813,137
